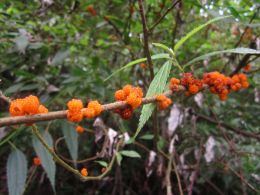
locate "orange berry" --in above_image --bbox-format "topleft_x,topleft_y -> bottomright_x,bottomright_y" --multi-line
170,78 -> 180,85
9,99 -> 25,116
123,85 -> 133,96
101,167 -> 107,173
188,84 -> 199,95
81,168 -> 88,177
38,105 -> 48,114
86,5 -> 96,16
75,126 -> 85,134
219,94 -> 227,101
238,73 -> 247,82
67,110 -> 83,122
140,63 -> 147,69
33,157 -> 41,166
231,75 -> 240,83
156,95 -> 166,102
115,90 -> 126,101
67,99 -> 83,112
126,93 -> 142,109
84,107 -> 96,119
88,100 -> 103,115
120,107 -> 133,120
23,95 -> 40,115
243,64 -> 251,71
132,87 -> 144,98
241,81 -> 249,88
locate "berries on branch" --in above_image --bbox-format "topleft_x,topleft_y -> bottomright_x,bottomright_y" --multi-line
114,84 -> 143,120
6,71 -> 249,126
9,95 -> 48,117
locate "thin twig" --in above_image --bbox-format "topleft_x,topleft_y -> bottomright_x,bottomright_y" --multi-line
165,153 -> 174,195
31,125 -> 122,181
196,113 -> 260,141
172,155 -> 184,195
149,0 -> 181,33
0,90 -> 11,104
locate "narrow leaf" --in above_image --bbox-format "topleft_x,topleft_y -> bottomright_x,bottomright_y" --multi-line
95,160 -> 108,167
32,130 -> 56,192
152,43 -> 175,57
104,53 -> 170,81
184,48 -> 260,68
174,15 -> 231,51
61,121 -> 78,167
139,134 -> 154,140
120,150 -> 141,158
7,149 -> 28,195
134,60 -> 172,138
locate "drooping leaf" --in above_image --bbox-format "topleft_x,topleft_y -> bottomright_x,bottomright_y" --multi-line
104,53 -> 170,81
32,130 -> 56,192
174,15 -> 231,51
95,160 -> 108,167
61,121 -> 78,167
7,148 -> 28,195
120,150 -> 141,158
134,60 -> 172,138
184,48 -> 260,68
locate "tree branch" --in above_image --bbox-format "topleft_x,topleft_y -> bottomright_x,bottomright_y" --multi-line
138,0 -> 154,80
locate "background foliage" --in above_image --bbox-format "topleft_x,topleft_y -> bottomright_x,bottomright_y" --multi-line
0,0 -> 259,194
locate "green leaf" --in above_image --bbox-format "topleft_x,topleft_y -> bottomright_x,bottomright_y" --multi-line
134,60 -> 172,138
4,83 -> 24,95
116,153 -> 123,166
139,134 -> 154,140
61,121 -> 78,167
7,148 -> 28,195
32,130 -> 56,192
184,48 -> 260,68
228,6 -> 241,19
104,53 -> 170,81
152,43 -> 175,57
95,160 -> 108,167
120,150 -> 141,158
51,49 -> 70,65
15,34 -> 29,54
174,15 -> 231,51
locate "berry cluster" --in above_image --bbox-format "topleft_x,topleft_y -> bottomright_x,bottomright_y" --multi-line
67,99 -> 84,122
203,72 -> 249,101
67,99 -> 103,123
169,71 -> 249,101
114,85 -> 143,119
9,95 -> 48,117
156,95 -> 172,110
181,73 -> 204,96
